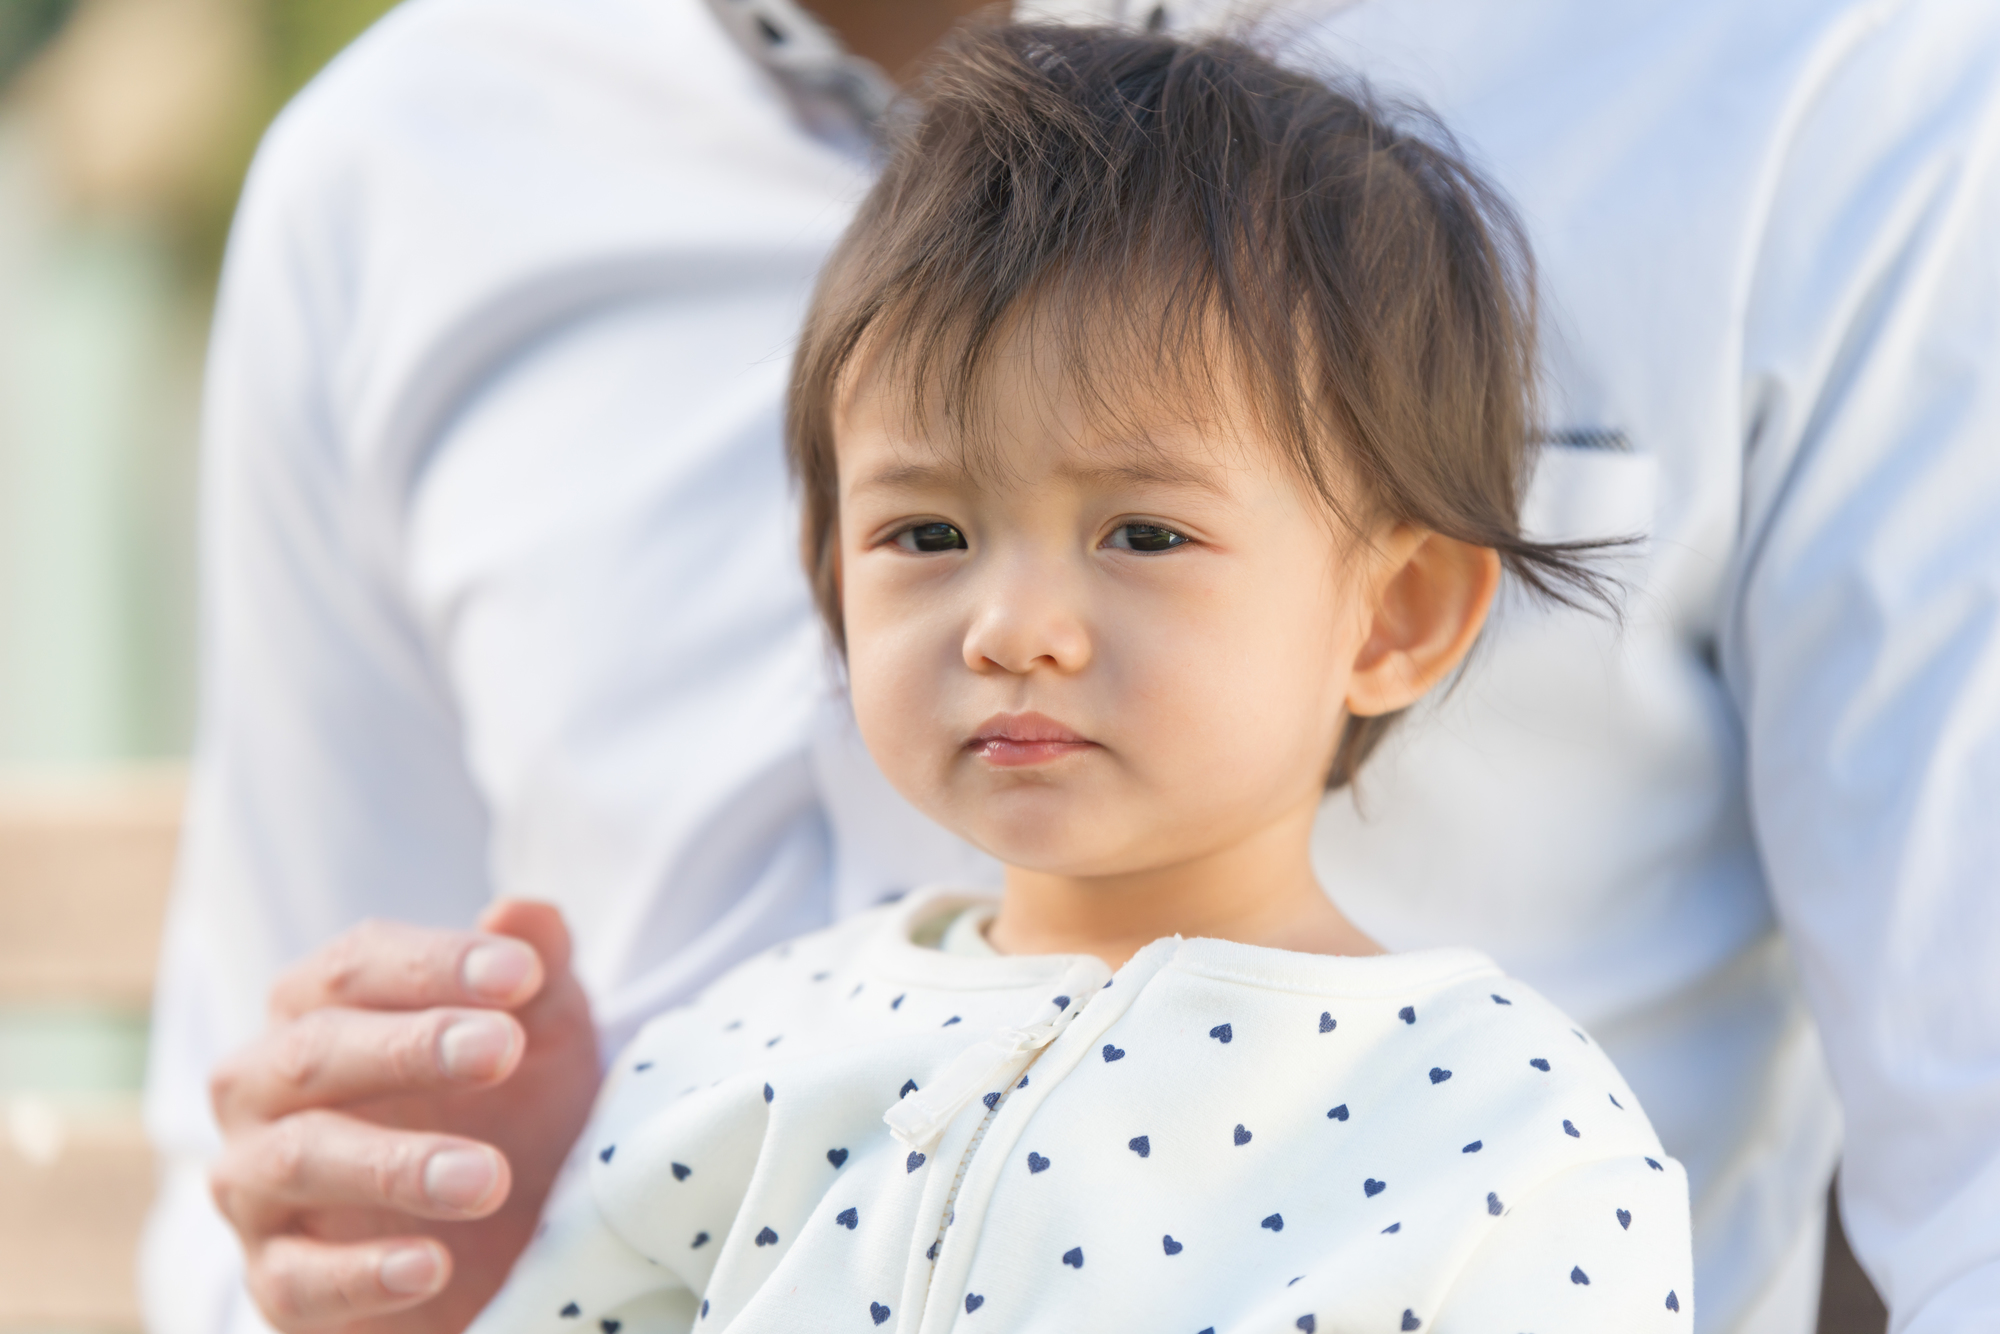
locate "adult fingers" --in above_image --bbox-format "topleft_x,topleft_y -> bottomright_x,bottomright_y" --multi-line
212,1006 -> 526,1130
476,901 -> 595,1047
211,1109 -> 512,1231
476,899 -> 572,977
245,1233 -> 453,1331
268,917 -> 545,1022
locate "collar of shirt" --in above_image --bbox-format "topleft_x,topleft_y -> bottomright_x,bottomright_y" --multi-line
700,0 -> 1168,149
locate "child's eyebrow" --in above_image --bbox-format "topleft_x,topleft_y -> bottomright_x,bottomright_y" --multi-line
1054,455 -> 1228,495
849,460 -> 968,495
848,447 -> 1228,497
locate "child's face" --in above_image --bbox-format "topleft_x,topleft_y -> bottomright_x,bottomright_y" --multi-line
833,331 -> 1476,883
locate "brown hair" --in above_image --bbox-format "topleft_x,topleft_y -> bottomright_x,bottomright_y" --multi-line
787,21 -> 1608,787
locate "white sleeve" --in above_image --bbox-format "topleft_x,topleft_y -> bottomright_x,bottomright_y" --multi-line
1431,1156 -> 1694,1334
397,285 -> 835,1047
1727,4 -> 2000,1330
143,90 -> 496,1334
144,18 -> 847,1333
147,242 -> 837,1331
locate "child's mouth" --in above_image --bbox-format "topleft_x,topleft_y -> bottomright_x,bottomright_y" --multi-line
966,712 -> 1098,767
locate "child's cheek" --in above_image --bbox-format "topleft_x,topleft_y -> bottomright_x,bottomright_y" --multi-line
843,596 -> 961,820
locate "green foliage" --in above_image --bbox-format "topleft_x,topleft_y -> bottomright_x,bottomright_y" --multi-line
262,0 -> 401,107
177,0 -> 403,281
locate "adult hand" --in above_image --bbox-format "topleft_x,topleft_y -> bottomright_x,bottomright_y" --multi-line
209,900 -> 600,1333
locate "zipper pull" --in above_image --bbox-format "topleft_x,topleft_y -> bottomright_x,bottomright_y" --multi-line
883,957 -> 1110,1150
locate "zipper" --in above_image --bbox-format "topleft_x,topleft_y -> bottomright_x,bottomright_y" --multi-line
884,955 -> 1111,1322
919,1042 -> 1056,1268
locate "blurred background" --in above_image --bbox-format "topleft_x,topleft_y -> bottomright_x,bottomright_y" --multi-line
0,2 -> 391,1327
0,1 -> 1893,1331
0,0 -> 405,770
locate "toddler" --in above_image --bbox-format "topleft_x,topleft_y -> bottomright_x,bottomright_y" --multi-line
471,23 -> 1692,1334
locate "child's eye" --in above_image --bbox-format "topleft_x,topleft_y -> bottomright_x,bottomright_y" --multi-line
1106,523 -> 1191,553
894,522 -> 968,553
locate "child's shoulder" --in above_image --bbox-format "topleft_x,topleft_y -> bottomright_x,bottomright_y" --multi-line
1153,938 -> 1663,1158
1390,962 -> 1663,1158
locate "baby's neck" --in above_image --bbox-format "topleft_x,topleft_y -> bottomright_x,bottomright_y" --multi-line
982,807 -> 1383,968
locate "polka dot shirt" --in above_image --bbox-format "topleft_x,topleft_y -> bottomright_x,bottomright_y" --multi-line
468,890 -> 1692,1334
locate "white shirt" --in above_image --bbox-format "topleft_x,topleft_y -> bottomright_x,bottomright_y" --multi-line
143,1 -> 2000,1332
467,890 -> 1693,1334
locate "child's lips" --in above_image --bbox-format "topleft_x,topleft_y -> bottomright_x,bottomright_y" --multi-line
973,738 -> 1098,767
966,712 -> 1097,768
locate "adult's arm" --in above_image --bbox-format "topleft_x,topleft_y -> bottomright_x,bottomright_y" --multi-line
1729,3 -> 2000,1329
143,2 -> 871,1328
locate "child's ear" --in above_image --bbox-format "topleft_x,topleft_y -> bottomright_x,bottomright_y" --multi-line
1345,527 -> 1501,718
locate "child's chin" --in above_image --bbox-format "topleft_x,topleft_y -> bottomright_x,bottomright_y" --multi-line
974,824 -> 1150,881
940,781 -> 1152,870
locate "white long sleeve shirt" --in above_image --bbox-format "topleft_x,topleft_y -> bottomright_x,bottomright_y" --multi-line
467,891 -> 1693,1334
144,1 -> 2000,1333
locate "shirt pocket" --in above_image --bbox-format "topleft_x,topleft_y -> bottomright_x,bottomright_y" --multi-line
1520,438 -> 1660,547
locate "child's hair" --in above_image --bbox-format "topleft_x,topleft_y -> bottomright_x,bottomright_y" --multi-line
788,22 -> 1606,788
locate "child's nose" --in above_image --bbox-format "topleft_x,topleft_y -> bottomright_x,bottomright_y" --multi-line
960,557 -> 1092,676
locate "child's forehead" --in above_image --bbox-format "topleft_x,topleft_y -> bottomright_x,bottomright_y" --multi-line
837,377 -> 1270,496
836,321 -> 1272,493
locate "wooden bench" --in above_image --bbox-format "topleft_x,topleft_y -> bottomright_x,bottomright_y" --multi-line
0,771 -> 180,1332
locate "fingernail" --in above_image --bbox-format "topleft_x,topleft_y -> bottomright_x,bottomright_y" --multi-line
461,940 -> 535,1000
439,1016 -> 515,1080
379,1245 -> 441,1296
424,1147 -> 500,1210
